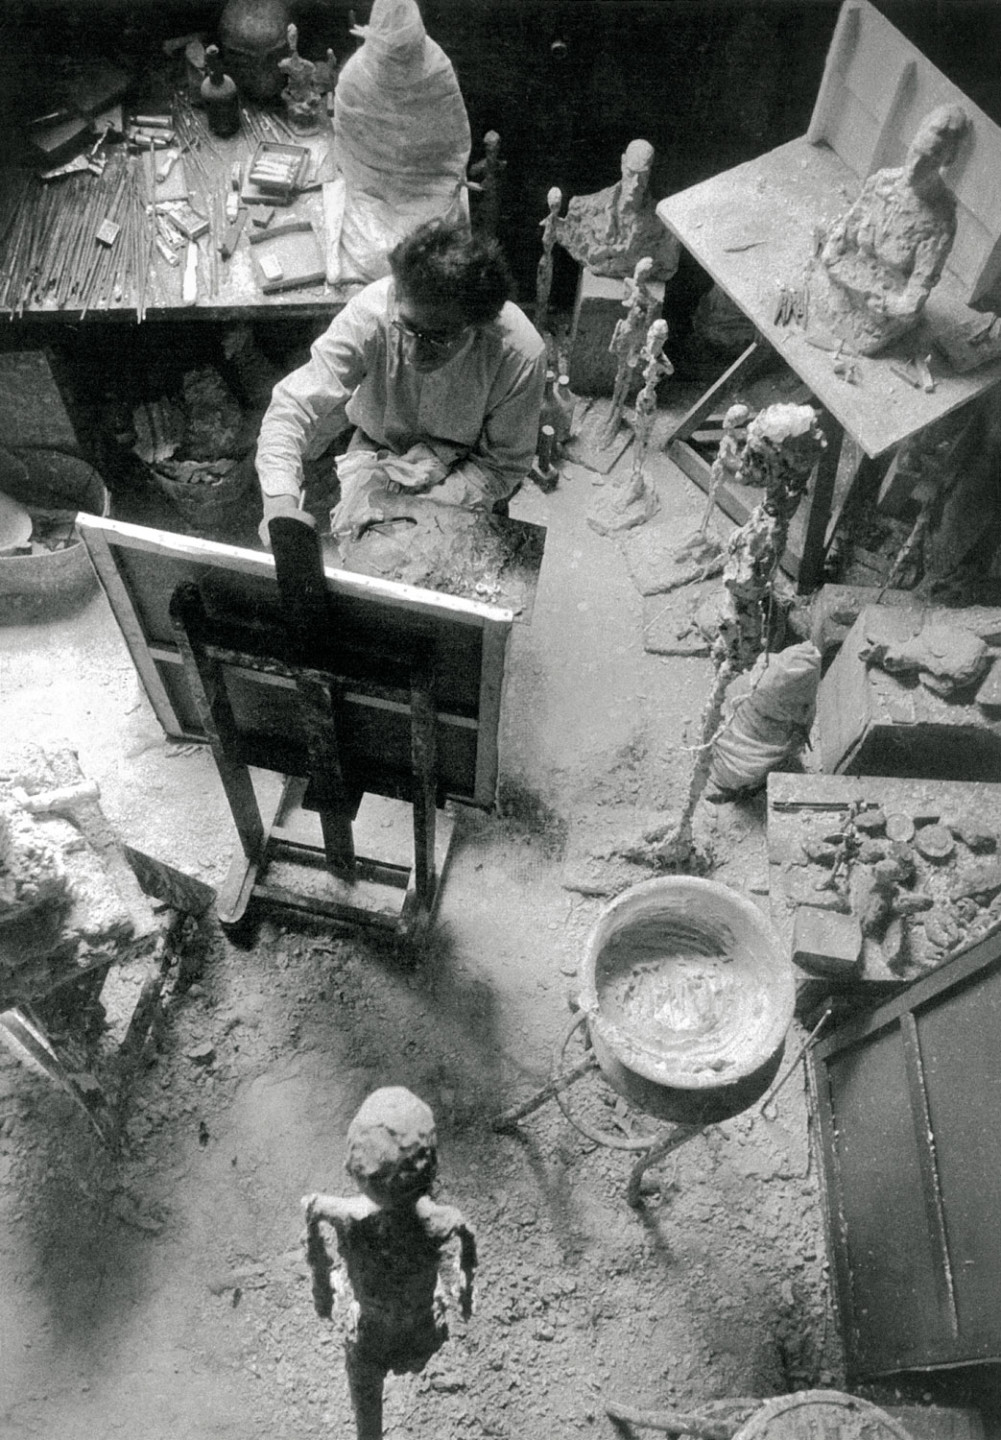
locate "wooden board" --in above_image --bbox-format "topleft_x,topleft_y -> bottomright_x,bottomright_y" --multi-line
815,604 -> 1001,779
808,0 -> 1001,310
810,929 -> 1001,1376
78,514 -> 518,808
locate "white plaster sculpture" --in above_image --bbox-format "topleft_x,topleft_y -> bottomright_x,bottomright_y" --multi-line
806,104 -> 970,355
330,0 -> 471,284
557,140 -> 680,282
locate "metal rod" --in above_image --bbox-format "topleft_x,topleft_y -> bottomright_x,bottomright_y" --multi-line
758,1004 -> 833,1121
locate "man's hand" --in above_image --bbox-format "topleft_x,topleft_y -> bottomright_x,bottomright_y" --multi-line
258,492 -> 301,548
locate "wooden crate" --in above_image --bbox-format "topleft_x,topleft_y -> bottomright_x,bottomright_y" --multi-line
816,604 -> 1001,780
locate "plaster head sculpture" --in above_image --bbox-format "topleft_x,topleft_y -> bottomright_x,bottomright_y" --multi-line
556,138 -> 680,281
618,139 -> 655,209
344,1085 -> 438,1205
806,103 -> 971,355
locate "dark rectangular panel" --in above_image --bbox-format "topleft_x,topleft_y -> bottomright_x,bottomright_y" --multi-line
916,962 -> 1001,1350
825,1026 -> 951,1371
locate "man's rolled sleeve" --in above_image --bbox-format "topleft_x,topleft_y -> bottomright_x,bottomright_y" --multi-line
255,298 -> 374,499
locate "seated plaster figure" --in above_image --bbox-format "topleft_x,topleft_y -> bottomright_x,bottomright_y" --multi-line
303,1087 -> 476,1440
255,218 -> 547,547
331,0 -> 471,284
556,139 -> 680,282
807,104 -> 970,355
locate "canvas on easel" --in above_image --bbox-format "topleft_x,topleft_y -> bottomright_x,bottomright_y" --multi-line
77,514 -> 540,937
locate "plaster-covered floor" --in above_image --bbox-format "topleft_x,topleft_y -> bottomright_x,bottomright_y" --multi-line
1,434 -> 848,1439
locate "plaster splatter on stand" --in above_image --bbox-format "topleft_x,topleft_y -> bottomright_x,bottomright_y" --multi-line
638,404 -> 827,867
587,318 -> 671,537
303,1087 -> 476,1440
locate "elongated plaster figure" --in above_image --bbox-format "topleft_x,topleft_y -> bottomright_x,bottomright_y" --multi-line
807,104 -> 970,355
557,139 -> 680,281
601,256 -> 661,446
302,1087 -> 476,1440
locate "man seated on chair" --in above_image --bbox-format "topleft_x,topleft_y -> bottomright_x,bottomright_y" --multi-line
255,218 -> 547,548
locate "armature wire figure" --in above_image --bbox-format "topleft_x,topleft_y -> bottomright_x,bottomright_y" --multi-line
302,1087 -> 477,1440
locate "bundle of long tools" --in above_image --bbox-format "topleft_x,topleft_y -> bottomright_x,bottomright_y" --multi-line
0,152 -> 156,319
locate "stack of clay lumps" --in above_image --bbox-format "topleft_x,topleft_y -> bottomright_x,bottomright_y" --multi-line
0,744 -> 160,1010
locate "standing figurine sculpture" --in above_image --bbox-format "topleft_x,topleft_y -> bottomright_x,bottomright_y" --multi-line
279,22 -> 323,134
468,130 -> 504,237
535,186 -> 563,337
601,256 -> 661,447
302,1087 -> 477,1440
806,104 -> 970,355
587,317 -> 671,536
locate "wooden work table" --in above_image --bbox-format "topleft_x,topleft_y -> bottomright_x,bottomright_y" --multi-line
657,137 -> 1001,462
1,101 -> 355,324
656,137 -> 1001,589
656,0 -> 1001,589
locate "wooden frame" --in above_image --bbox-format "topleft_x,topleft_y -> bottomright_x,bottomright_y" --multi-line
78,514 -> 518,933
810,929 -> 1001,1378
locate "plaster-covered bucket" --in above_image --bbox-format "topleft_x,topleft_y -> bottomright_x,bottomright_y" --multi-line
579,876 -> 794,1126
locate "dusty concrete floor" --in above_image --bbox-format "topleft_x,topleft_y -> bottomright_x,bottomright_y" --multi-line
0,427 -> 847,1440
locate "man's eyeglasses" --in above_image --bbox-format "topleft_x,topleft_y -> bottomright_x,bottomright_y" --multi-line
391,316 -> 468,353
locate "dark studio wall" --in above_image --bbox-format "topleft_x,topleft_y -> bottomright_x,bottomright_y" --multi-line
3,0 -> 1001,305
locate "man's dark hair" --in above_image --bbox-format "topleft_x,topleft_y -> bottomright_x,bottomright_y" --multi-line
389,219 -> 514,326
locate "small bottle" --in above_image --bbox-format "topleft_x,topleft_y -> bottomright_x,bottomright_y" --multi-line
201,45 -> 241,138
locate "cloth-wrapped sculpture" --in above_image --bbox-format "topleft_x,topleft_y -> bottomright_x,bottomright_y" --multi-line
709,641 -> 822,795
330,0 -> 471,284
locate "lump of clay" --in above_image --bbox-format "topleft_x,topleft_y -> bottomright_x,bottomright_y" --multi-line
806,104 -> 970,355
556,139 -> 680,282
331,0 -> 471,283
859,621 -> 990,696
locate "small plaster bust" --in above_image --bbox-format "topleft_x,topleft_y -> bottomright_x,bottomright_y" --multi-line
303,1087 -> 476,1440
557,139 -> 680,281
807,104 -> 970,355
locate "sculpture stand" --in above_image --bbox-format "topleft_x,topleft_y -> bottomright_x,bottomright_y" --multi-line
491,1012 -> 703,1208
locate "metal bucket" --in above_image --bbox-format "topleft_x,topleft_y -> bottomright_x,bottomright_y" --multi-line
579,876 -> 794,1126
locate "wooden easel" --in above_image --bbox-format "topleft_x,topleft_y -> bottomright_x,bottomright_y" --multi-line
168,514 -> 452,936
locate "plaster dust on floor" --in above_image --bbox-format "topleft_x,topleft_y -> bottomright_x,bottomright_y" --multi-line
0,424 -> 842,1440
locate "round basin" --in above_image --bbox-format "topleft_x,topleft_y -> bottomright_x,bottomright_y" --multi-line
579,876 -> 794,1126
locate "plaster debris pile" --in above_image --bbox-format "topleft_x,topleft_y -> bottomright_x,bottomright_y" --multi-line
0,745 -> 160,1010
129,363 -> 258,536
